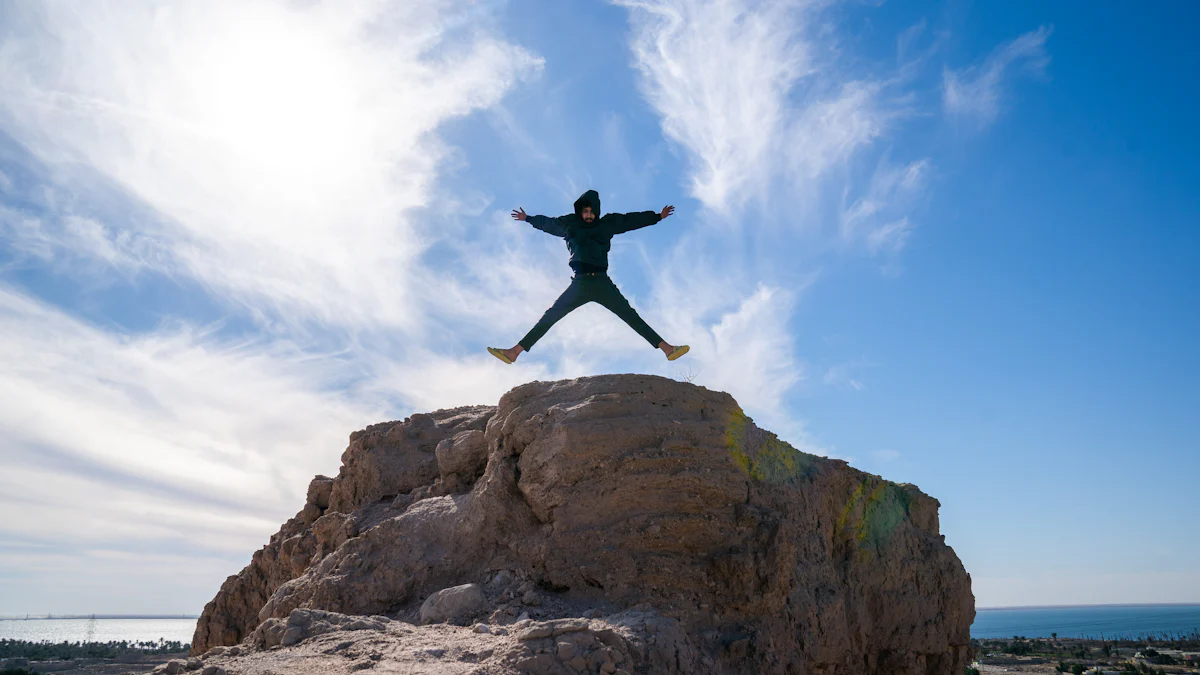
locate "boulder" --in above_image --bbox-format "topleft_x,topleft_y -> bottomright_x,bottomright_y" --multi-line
305,475 -> 333,509
326,406 -> 493,513
249,608 -> 387,649
419,583 -> 488,624
435,429 -> 489,480
190,405 -> 491,651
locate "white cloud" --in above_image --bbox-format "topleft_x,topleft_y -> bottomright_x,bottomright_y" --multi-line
0,286 -> 384,552
789,81 -> 889,181
823,363 -> 865,391
611,0 -> 944,459
412,209 -> 573,340
595,0 -> 848,440
617,0 -> 1060,283
618,0 -> 810,212
644,236 -> 816,439
0,208 -> 154,275
0,283 -> 413,613
943,26 -> 1052,127
0,546 -> 239,616
865,217 -> 912,256
840,158 -> 930,261
704,285 -> 803,415
617,0 -> 909,219
0,1 -> 543,331
375,349 -> 558,413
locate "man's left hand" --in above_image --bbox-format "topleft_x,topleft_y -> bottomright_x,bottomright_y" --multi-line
660,205 -> 675,220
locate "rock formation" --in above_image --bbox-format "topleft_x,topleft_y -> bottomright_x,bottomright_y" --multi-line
190,374 -> 974,674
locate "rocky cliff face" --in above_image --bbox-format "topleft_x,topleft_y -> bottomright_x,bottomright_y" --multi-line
190,374 -> 974,675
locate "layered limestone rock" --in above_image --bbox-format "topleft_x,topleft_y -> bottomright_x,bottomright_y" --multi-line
191,374 -> 974,674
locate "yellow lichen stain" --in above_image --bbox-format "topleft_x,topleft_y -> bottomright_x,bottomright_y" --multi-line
835,479 -> 913,555
835,481 -> 866,534
724,407 -> 815,483
725,407 -> 912,553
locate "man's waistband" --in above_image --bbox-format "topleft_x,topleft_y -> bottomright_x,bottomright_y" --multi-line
571,262 -> 609,278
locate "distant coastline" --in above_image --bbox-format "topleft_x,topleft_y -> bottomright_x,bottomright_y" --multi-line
4,604 -> 1197,618
0,615 -> 199,620
4,605 -> 1198,618
972,603 -> 1200,640
978,603 -> 1200,611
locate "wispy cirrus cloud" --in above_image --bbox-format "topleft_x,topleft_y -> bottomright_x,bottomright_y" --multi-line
0,546 -> 235,616
788,79 -> 907,189
0,286 -> 381,518
943,26 -> 1052,127
615,0 -> 907,220
0,283 -> 388,611
0,0 -> 545,614
615,0 -> 815,213
0,209 -> 155,276
841,158 -> 931,266
824,362 -> 866,392
0,1 -> 543,332
612,0 -> 926,442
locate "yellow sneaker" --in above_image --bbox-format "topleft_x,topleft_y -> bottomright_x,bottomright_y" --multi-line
667,345 -> 690,361
488,347 -> 513,364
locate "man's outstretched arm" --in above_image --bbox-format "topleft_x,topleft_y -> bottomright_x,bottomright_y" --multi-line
604,205 -> 675,235
513,207 -> 568,237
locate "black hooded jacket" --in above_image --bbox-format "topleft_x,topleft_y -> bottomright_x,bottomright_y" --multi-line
527,190 -> 661,273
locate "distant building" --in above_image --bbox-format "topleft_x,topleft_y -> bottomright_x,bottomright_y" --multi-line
1133,648 -> 1193,667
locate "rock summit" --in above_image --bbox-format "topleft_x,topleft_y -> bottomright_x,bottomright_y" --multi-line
189,374 -> 974,675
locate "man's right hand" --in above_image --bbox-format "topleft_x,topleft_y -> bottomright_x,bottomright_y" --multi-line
511,207 -> 527,221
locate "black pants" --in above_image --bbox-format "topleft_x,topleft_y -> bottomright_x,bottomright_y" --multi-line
519,273 -> 664,352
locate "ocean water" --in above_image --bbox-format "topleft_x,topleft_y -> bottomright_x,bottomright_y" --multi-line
4,607 -> 1199,644
0,618 -> 197,645
972,604 -> 1200,639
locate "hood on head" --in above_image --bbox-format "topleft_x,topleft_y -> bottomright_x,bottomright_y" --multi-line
574,190 -> 601,219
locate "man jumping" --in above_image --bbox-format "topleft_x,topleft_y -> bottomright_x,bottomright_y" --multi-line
488,189 -> 689,364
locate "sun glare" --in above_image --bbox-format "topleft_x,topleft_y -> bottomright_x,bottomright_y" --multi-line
185,13 -> 363,199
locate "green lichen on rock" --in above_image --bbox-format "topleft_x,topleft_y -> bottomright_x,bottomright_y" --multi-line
725,407 -> 816,483
836,478 -> 912,551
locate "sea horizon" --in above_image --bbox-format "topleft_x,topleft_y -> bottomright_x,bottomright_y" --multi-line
0,617 -> 199,644
971,603 -> 1200,639
4,603 -> 1200,644
0,614 -> 199,620
978,602 -> 1200,611
9,598 -> 1200,614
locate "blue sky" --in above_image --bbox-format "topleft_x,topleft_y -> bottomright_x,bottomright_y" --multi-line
0,0 -> 1196,615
